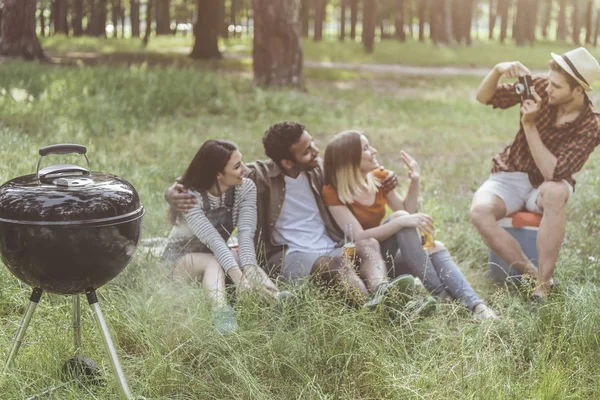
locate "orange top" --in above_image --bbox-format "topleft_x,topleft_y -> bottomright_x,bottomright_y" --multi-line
322,169 -> 389,230
511,211 -> 542,228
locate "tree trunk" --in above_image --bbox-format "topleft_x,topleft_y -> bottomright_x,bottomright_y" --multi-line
431,0 -> 452,45
218,0 -> 228,37
230,0 -> 238,37
39,4 -> 46,37
350,0 -> 358,39
407,0 -> 413,38
430,0 -> 439,42
121,5 -> 126,37
541,0 -> 552,38
443,0 -> 455,45
514,0 -> 527,46
142,0 -> 152,46
98,0 -> 107,36
585,0 -> 593,43
340,0 -> 346,40
465,0 -> 475,45
498,0 -> 510,43
489,0 -> 496,39
526,0 -> 539,44
88,0 -> 96,35
418,0 -> 425,41
300,0 -> 310,37
130,0 -> 140,37
453,0 -> 474,44
112,0 -> 120,37
0,0 -> 46,60
252,0 -> 304,89
190,0 -> 221,58
594,8 -> 600,46
54,0 -> 69,34
395,0 -> 406,41
452,0 -> 461,41
571,0 -> 581,45
556,0 -> 567,40
50,0 -> 55,35
313,0 -> 326,41
245,0 -> 251,37
73,0 -> 84,36
155,0 -> 171,34
362,0 -> 376,52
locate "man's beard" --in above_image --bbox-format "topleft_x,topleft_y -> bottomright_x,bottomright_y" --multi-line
292,158 -> 318,173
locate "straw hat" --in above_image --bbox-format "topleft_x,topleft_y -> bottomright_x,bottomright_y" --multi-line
551,47 -> 600,91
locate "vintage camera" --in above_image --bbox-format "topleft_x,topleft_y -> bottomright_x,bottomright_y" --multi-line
515,75 -> 534,101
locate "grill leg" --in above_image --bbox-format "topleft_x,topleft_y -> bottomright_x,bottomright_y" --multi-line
3,288 -> 43,373
86,290 -> 132,400
73,295 -> 81,358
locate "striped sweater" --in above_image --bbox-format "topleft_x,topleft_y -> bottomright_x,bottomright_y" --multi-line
167,178 -> 258,272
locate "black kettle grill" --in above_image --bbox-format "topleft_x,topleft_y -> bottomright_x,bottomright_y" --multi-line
0,144 -> 144,399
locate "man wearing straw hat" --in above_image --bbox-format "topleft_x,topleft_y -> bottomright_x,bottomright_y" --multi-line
471,47 -> 600,301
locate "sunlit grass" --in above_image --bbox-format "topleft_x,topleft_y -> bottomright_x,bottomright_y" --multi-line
41,35 -> 600,70
1,56 -> 600,398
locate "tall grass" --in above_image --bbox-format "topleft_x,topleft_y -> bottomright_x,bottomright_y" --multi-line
1,57 -> 600,399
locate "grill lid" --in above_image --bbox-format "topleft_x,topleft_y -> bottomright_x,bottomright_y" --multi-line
0,144 -> 143,225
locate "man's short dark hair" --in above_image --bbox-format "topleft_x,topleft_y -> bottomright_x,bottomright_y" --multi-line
262,121 -> 306,166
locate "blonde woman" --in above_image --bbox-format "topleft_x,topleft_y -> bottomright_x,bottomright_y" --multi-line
322,130 -> 497,320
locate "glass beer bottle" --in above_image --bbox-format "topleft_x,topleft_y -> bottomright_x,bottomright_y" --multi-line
343,223 -> 357,262
418,197 -> 435,250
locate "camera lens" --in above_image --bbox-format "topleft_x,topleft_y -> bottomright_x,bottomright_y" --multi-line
515,83 -> 524,95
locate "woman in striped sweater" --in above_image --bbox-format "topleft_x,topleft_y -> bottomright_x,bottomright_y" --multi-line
163,140 -> 280,333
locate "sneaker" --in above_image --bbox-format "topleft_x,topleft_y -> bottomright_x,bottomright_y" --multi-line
404,296 -> 437,317
472,304 -> 500,321
275,290 -> 296,303
274,290 -> 297,310
382,274 -> 415,308
212,305 -> 238,335
363,283 -> 387,309
363,275 -> 415,310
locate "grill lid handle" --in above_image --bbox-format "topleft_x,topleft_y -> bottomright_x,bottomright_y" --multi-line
37,144 -> 91,182
39,144 -> 87,156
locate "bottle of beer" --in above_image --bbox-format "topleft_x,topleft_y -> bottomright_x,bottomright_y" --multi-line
343,223 -> 357,262
417,197 -> 435,249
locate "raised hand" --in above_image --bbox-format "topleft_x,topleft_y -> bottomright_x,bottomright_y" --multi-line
401,151 -> 420,181
521,91 -> 542,127
495,61 -> 531,78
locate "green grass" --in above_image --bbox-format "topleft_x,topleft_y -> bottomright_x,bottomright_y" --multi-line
1,47 -> 600,398
41,34 -> 600,70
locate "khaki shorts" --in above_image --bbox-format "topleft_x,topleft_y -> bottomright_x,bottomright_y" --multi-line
475,171 -> 573,216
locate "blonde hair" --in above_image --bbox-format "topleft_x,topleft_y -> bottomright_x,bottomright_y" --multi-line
324,130 -> 380,204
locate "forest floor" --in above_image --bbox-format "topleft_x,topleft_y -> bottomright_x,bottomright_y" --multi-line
2,38 -> 600,399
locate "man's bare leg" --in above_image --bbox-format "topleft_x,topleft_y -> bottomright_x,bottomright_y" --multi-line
355,238 -> 388,292
533,181 -> 570,297
311,256 -> 369,304
470,191 -> 537,277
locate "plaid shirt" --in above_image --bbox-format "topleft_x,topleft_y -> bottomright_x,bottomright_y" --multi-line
488,76 -> 600,189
